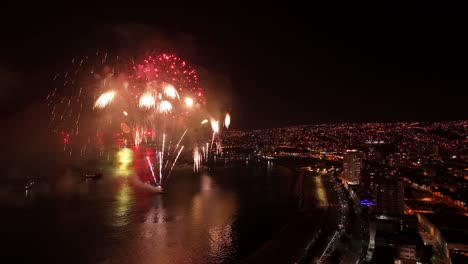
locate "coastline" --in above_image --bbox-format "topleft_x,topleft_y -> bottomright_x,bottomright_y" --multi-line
242,158 -> 340,263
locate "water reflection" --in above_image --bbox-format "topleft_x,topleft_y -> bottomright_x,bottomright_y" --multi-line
315,175 -> 328,207
209,224 -> 234,260
191,174 -> 214,223
114,148 -> 134,178
3,162 -> 296,264
201,173 -> 213,192
191,173 -> 238,261
113,183 -> 133,227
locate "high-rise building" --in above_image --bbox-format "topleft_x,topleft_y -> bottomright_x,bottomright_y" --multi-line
343,149 -> 363,185
362,163 -> 386,193
375,175 -> 404,215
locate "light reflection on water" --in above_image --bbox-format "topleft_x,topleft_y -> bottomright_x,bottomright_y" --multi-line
103,171 -> 241,264
113,183 -> 133,227
314,175 -> 328,207
192,174 -> 238,262
1,161 -> 295,264
113,147 -> 135,178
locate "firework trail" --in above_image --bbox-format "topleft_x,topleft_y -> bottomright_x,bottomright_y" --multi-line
210,118 -> 219,152
224,113 -> 231,129
210,119 -> 219,134
193,146 -> 201,172
163,129 -> 186,171
146,156 -> 158,184
168,146 -> 184,180
172,129 -> 187,155
159,151 -> 163,185
201,146 -> 206,162
47,52 -> 134,141
161,133 -> 166,166
94,91 -> 115,109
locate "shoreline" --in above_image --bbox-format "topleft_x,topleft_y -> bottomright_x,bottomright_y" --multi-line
242,158 -> 340,263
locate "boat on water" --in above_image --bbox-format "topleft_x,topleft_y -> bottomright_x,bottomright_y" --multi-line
24,180 -> 35,190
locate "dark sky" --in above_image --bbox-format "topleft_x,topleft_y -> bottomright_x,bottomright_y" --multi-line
1,4 -> 467,129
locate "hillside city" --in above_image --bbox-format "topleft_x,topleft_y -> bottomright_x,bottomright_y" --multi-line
220,120 -> 468,263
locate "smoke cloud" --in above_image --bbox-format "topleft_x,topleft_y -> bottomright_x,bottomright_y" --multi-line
0,24 -> 234,196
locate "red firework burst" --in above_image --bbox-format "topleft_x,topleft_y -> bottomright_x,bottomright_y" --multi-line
132,53 -> 203,102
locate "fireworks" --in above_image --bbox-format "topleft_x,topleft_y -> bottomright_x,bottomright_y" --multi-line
193,146 -> 201,172
209,119 -> 219,153
168,146 -> 184,179
224,113 -> 231,129
135,54 -> 202,98
139,92 -> 156,109
210,119 -> 219,133
158,100 -> 172,114
94,91 -> 115,109
184,97 -> 194,108
146,156 -> 157,184
47,51 -> 228,190
163,84 -> 179,99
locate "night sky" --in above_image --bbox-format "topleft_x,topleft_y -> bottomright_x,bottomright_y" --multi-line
1,4 -> 467,130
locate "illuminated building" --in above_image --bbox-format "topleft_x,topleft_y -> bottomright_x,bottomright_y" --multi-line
362,163 -> 386,194
375,175 -> 404,215
372,215 -> 425,263
342,149 -> 363,185
396,244 -> 417,263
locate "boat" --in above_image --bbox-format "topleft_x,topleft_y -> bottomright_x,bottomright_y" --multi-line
24,180 -> 35,190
